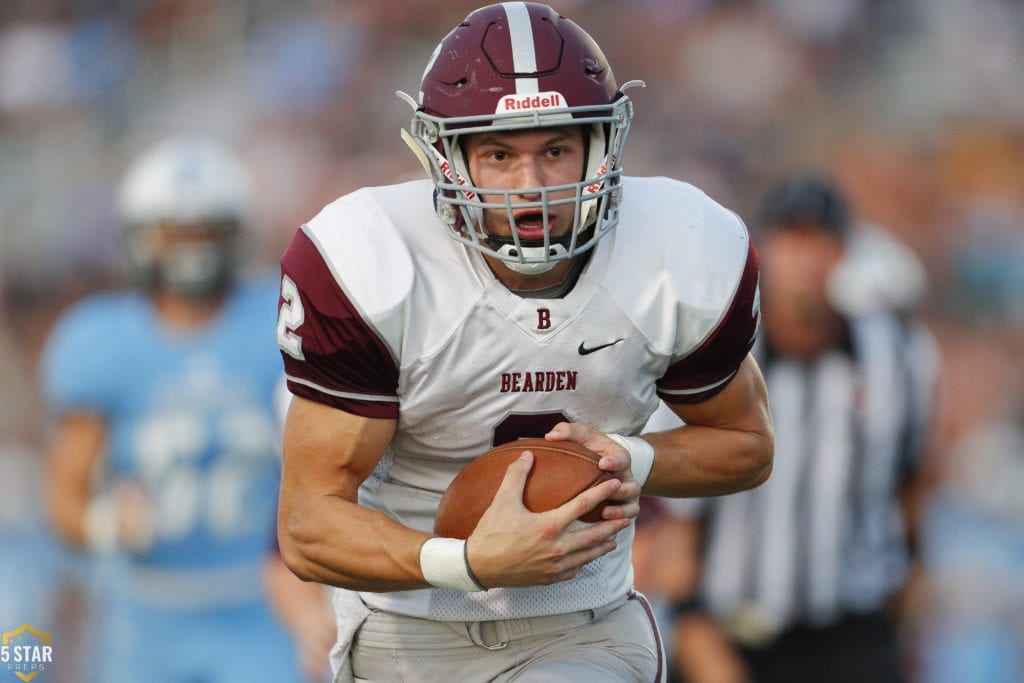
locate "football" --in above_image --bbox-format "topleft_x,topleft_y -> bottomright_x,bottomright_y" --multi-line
434,438 -> 613,539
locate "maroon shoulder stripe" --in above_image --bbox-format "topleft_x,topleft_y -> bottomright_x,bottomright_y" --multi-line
657,236 -> 760,404
279,228 -> 400,418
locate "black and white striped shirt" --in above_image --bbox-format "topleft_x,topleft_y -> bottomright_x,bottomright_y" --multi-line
652,313 -> 938,635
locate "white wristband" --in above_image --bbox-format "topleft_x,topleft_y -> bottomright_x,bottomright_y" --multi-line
607,434 -> 656,487
419,537 -> 486,592
83,494 -> 120,554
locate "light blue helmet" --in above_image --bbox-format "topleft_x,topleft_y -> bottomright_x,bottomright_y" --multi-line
117,135 -> 250,297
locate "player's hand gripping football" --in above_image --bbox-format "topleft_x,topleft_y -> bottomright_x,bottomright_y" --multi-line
546,421 -> 645,519
464,423 -> 641,589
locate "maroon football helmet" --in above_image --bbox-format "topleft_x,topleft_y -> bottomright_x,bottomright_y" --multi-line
399,2 -> 643,274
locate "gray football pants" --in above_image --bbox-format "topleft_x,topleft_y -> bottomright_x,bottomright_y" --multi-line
349,591 -> 665,682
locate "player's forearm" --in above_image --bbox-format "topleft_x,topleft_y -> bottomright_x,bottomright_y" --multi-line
47,493 -> 91,547
642,355 -> 774,497
278,493 -> 431,592
45,414 -> 108,548
641,423 -> 773,497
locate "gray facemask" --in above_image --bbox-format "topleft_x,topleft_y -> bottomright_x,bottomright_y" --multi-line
154,241 -> 235,298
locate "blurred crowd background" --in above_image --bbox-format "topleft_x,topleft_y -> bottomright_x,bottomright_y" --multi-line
1,0 -> 1022,681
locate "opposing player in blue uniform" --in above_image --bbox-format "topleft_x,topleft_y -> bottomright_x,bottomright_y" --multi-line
41,136 -> 300,682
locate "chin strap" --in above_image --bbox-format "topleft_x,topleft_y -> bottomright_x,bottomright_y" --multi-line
485,233 -> 574,275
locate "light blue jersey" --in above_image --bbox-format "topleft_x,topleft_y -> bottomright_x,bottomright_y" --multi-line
41,275 -> 299,683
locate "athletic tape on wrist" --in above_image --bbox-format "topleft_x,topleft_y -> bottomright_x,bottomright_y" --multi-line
419,537 -> 486,592
607,434 -> 656,487
83,494 -> 120,554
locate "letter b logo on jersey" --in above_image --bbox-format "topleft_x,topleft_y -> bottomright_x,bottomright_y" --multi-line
536,308 -> 551,330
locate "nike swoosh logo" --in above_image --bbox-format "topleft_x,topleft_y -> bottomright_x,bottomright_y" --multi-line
578,338 -> 625,355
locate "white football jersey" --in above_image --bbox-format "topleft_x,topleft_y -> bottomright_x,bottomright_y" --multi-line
279,177 -> 759,621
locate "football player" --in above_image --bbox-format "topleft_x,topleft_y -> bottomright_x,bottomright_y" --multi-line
42,136 -> 301,682
276,3 -> 773,681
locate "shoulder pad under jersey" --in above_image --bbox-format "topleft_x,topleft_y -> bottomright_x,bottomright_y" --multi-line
607,177 -> 754,359
300,186 -> 418,354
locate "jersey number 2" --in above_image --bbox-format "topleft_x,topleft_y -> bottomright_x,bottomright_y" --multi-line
277,275 -> 305,360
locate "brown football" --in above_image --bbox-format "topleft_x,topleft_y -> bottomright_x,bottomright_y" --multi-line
434,438 -> 613,539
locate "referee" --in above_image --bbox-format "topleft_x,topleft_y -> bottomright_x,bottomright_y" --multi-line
648,172 -> 940,683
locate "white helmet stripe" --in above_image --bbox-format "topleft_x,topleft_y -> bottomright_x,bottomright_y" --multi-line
502,2 -> 539,94
417,42 -> 443,102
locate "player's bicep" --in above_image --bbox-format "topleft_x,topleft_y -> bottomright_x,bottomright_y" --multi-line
277,396 -> 406,584
280,395 -> 396,502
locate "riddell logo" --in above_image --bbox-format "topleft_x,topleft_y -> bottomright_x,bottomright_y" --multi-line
496,91 -> 565,113
585,154 -> 616,195
430,148 -> 476,199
